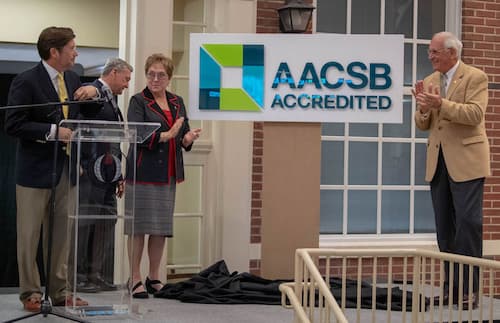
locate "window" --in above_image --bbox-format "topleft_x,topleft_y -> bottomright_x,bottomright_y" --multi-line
171,0 -> 207,132
168,0 -> 209,275
316,0 -> 459,240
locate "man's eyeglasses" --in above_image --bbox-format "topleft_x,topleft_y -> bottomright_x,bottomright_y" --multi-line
146,72 -> 168,80
427,48 -> 449,56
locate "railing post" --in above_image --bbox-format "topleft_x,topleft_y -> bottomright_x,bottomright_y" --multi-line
411,255 -> 421,323
294,249 -> 303,323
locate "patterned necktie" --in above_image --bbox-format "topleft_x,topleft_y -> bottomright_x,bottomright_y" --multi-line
440,73 -> 447,98
57,73 -> 69,118
57,73 -> 71,155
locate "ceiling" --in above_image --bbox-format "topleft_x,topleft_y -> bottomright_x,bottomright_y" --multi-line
0,42 -> 118,76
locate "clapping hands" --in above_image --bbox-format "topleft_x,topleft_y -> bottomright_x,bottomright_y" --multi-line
160,117 -> 185,143
412,80 -> 442,113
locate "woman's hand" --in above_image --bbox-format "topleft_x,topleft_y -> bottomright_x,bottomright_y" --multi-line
182,128 -> 202,147
159,117 -> 185,142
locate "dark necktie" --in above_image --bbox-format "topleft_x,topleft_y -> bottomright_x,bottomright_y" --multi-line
103,86 -> 122,121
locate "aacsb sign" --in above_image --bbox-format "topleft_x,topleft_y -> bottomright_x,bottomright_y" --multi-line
189,33 -> 404,123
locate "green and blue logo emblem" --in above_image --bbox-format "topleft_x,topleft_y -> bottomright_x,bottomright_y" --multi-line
199,44 -> 264,111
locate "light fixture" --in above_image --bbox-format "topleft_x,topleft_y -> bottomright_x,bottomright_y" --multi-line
277,0 -> 315,33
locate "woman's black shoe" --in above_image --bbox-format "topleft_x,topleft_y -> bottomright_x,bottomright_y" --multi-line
130,280 -> 149,299
145,277 -> 163,294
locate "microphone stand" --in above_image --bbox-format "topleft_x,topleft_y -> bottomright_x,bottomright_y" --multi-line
1,98 -> 106,323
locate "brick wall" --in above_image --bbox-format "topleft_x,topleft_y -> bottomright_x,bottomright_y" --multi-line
462,1 -> 500,238
250,121 -> 263,243
256,0 -> 281,34
462,0 -> 500,295
249,1 -> 500,289
249,0 -> 314,276
249,0 -> 282,276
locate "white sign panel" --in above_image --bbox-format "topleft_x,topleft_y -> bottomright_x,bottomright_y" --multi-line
189,33 -> 404,123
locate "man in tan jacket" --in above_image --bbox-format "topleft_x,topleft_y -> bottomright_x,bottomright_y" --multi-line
414,31 -> 490,310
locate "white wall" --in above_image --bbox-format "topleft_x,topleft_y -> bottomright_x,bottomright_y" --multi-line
0,0 -> 119,47
206,0 -> 257,273
0,0 -> 258,277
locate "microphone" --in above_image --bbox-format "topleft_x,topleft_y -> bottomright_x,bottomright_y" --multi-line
103,86 -> 122,121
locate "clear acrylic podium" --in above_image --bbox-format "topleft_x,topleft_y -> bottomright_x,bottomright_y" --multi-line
61,119 -> 160,318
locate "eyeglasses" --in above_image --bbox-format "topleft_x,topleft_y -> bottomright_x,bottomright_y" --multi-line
146,71 -> 168,80
427,48 -> 449,56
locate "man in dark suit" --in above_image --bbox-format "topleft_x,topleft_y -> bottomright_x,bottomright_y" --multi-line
414,31 -> 490,310
76,58 -> 132,293
4,26 -> 99,312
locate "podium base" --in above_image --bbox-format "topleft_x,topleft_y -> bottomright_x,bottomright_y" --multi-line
4,299 -> 89,323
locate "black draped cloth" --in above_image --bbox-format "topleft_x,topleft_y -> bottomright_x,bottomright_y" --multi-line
155,260 -> 427,311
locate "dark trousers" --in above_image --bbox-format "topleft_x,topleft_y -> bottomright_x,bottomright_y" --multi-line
76,175 -> 117,281
77,219 -> 115,278
430,149 -> 483,295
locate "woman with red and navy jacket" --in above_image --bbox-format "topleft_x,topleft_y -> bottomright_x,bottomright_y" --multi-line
125,53 -> 201,299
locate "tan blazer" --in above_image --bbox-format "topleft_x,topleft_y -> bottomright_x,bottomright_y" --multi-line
415,61 -> 490,182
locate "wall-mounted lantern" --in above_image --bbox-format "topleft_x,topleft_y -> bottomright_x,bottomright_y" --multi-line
277,0 -> 315,33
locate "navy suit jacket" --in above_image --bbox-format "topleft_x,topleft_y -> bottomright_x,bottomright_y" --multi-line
80,79 -> 124,187
88,79 -> 124,122
5,62 -> 88,188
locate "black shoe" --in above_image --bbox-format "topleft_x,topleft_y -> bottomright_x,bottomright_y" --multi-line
129,280 -> 148,299
89,273 -> 117,291
433,292 -> 451,306
145,277 -> 163,294
461,293 -> 478,310
76,280 -> 100,293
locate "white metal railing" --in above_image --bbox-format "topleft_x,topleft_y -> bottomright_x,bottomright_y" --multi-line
280,248 -> 500,323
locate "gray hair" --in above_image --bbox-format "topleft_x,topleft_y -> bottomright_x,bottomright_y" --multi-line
438,31 -> 463,58
101,57 -> 133,76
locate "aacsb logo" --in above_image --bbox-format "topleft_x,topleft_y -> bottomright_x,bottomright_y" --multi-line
199,44 -> 264,111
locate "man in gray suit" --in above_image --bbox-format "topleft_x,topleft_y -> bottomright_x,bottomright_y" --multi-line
76,58 -> 132,293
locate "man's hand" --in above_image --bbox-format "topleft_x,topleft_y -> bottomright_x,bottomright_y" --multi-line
411,80 -> 424,98
73,85 -> 98,100
116,180 -> 125,198
415,82 -> 442,112
413,80 -> 430,114
58,127 -> 72,143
